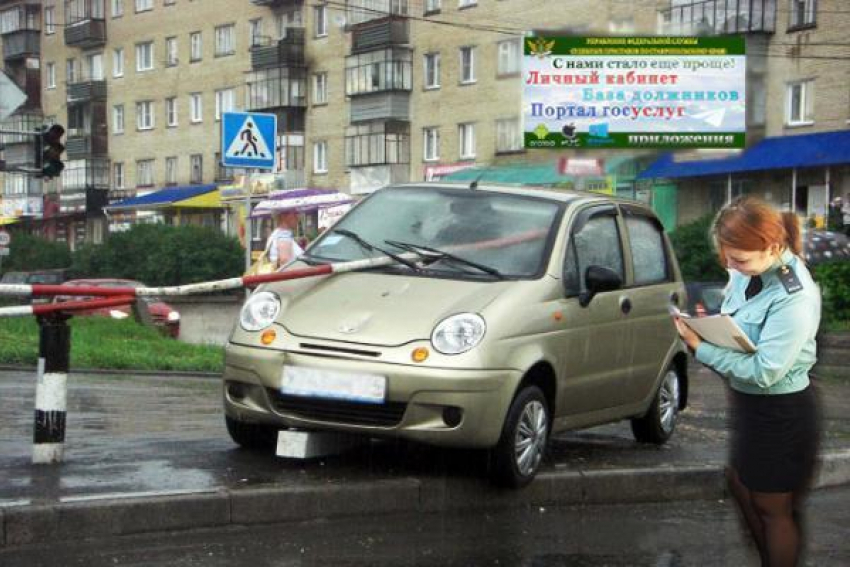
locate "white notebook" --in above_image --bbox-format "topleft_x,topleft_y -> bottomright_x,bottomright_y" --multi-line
670,306 -> 757,353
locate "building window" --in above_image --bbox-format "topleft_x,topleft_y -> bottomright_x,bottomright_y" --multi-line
424,53 -> 440,89
46,62 -> 56,88
495,118 -> 522,153
789,0 -> 816,29
190,93 -> 203,122
345,122 -> 410,167
313,141 -> 327,173
190,32 -> 202,62
215,24 -> 235,57
165,157 -> 177,185
86,52 -> 104,80
136,101 -> 154,130
113,162 -> 124,189
423,127 -> 439,161
113,104 -> 125,133
460,46 -> 475,84
345,48 -> 412,96
136,159 -> 154,187
786,80 -> 814,126
249,18 -> 263,48
45,7 -> 56,33
313,72 -> 328,104
66,58 -> 77,84
111,0 -> 123,17
113,47 -> 124,77
136,42 -> 154,72
459,0 -> 476,8
135,0 -> 153,13
190,154 -> 203,184
424,0 -> 441,14
215,88 -> 235,121
314,4 -> 327,38
497,39 -> 520,76
459,123 -> 475,159
165,97 -> 177,127
164,0 -> 175,5
165,37 -> 178,66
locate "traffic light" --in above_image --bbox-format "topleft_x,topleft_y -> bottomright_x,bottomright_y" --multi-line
35,124 -> 65,180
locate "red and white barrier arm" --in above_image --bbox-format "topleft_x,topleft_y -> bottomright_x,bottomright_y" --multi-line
0,296 -> 135,318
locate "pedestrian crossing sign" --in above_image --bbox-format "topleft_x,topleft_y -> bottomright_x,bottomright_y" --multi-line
221,111 -> 277,169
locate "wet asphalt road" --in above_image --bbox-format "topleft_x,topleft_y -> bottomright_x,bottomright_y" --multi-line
1,365 -> 849,504
2,485 -> 849,566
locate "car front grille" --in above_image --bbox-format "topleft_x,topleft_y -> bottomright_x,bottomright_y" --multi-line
267,390 -> 407,427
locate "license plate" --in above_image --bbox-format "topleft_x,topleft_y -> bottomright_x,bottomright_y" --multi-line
281,366 -> 386,404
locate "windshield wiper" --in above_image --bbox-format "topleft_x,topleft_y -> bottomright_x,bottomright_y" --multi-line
385,239 -> 504,279
332,229 -> 420,272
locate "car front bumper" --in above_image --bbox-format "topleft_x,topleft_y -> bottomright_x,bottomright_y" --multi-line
223,342 -> 522,448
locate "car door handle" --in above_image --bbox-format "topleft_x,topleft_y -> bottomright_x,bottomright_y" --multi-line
620,297 -> 632,315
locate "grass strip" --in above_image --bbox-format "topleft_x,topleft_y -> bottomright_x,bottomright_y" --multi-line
0,316 -> 223,373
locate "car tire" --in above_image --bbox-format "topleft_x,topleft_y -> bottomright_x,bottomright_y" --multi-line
631,367 -> 681,445
491,385 -> 550,489
225,415 -> 278,451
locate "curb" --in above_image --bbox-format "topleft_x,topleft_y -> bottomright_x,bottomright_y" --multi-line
3,450 -> 849,549
0,365 -> 220,379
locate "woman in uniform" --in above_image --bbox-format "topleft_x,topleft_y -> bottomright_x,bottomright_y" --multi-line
674,196 -> 821,567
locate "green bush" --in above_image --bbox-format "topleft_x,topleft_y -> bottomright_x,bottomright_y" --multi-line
812,261 -> 850,328
0,233 -> 71,276
69,223 -> 244,286
668,214 -> 727,282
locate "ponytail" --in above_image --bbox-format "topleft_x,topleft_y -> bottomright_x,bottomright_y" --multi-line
781,212 -> 803,257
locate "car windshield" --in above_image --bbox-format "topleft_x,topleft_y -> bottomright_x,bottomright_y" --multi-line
306,186 -> 564,279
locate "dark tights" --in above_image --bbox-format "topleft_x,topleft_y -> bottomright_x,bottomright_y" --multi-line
726,467 -> 807,567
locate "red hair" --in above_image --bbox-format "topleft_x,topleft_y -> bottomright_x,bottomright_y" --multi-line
711,196 -> 803,265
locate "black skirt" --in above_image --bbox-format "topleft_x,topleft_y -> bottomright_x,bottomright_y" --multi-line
730,386 -> 820,493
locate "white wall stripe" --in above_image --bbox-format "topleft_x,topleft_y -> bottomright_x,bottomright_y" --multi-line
35,372 -> 68,412
32,443 -> 64,464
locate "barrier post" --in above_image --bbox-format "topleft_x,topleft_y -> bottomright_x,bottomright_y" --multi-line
33,313 -> 72,464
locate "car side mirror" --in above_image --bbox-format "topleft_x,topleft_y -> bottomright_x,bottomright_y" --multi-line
579,265 -> 622,307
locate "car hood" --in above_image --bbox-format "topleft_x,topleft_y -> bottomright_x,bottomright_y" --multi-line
273,271 -> 510,346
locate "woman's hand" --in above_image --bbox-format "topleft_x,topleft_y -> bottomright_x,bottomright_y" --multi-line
674,317 -> 702,352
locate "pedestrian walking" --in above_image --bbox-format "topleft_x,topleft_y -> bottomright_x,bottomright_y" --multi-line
266,210 -> 304,270
673,196 -> 822,567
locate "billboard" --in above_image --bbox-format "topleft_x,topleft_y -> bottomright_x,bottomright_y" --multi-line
524,36 -> 746,149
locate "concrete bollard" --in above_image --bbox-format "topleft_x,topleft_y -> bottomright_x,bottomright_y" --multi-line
32,314 -> 71,464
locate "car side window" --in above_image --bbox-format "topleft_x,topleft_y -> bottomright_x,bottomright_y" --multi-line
564,211 -> 624,296
625,213 -> 670,285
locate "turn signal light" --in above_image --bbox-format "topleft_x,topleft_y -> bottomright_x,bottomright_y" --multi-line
261,329 -> 277,345
411,347 -> 429,363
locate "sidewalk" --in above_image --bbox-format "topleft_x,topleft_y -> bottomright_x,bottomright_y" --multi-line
1,363 -> 849,547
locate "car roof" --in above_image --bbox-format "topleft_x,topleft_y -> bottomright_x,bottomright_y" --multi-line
387,182 -> 655,214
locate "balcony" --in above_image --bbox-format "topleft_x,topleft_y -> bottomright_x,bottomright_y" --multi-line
2,29 -> 39,60
64,19 -> 106,48
249,0 -> 298,6
66,130 -> 108,160
67,79 -> 107,103
351,16 -> 409,54
245,67 -> 307,111
347,0 -> 409,28
250,28 -> 304,69
345,121 -> 409,168
345,48 -> 412,98
60,159 -> 110,214
658,0 -> 776,35
350,92 -> 409,122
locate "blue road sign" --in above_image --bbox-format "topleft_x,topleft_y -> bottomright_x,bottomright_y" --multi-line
221,112 -> 277,169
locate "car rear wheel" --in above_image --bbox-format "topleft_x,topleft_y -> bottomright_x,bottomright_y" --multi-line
631,368 -> 681,444
491,385 -> 550,488
225,415 -> 278,451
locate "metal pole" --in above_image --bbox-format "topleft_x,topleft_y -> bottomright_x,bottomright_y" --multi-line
792,168 -> 798,213
33,313 -> 71,464
245,168 -> 253,275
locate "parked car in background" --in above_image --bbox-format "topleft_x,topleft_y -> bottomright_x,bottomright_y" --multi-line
0,269 -> 69,304
224,183 -> 689,487
55,279 -> 181,338
685,281 -> 726,316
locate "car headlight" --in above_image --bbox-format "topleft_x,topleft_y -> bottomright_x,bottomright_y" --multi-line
431,313 -> 486,355
240,291 -> 281,332
167,311 -> 181,322
109,310 -> 129,320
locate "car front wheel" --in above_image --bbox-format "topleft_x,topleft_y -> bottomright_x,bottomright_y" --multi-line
225,415 -> 278,451
631,368 -> 681,444
491,385 -> 550,488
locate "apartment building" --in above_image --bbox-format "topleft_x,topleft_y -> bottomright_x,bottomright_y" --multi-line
643,0 -> 850,227
0,0 -> 43,227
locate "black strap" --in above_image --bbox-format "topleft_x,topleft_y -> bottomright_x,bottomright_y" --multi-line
745,275 -> 763,300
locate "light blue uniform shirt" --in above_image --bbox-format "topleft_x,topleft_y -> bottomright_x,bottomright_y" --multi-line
695,249 -> 820,395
